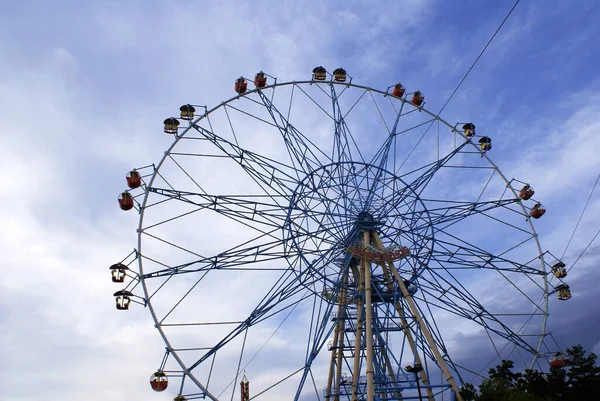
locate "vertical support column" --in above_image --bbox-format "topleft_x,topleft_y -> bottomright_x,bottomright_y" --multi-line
371,232 -> 464,401
325,293 -> 345,401
363,231 -> 375,401
351,258 -> 365,401
326,273 -> 349,401
334,283 -> 347,401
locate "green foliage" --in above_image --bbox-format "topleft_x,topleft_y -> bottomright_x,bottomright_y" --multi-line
460,382 -> 478,401
460,344 -> 600,401
564,344 -> 600,400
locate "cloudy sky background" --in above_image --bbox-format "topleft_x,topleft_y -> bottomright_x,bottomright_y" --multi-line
2,0 -> 600,400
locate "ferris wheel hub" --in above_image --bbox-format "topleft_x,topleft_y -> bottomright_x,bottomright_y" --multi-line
356,211 -> 381,230
282,161 -> 436,297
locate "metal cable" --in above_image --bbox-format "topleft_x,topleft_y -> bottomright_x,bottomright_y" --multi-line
567,227 -> 600,274
396,0 -> 521,172
561,171 -> 600,260
437,0 -> 521,116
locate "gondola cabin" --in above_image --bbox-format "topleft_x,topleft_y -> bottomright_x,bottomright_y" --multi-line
240,375 -> 250,401
333,68 -> 347,82
552,262 -> 567,279
118,192 -> 134,211
312,66 -> 327,81
126,170 -> 142,189
150,371 -> 168,392
519,185 -> 535,200
411,91 -> 424,106
235,77 -> 248,94
550,353 -> 567,368
174,396 -> 187,401
478,136 -> 492,151
529,203 -> 546,219
254,71 -> 267,88
164,117 -> 180,134
179,104 -> 196,120
462,123 -> 476,138
114,290 -> 133,310
392,83 -> 405,98
556,284 -> 571,300
109,263 -> 128,283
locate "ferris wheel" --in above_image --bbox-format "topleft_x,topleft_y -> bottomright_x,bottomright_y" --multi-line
110,67 -> 572,401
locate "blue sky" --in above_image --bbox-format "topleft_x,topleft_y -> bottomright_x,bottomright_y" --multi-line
1,1 -> 600,400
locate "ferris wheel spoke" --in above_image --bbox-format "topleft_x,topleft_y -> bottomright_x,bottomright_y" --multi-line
365,97 -> 413,207
375,145 -> 470,220
296,173 -> 353,219
417,309 -> 465,383
288,217 -> 355,254
390,291 -> 453,365
330,85 -> 365,165
428,237 -> 544,275
369,116 -> 435,172
187,267 -> 319,373
328,163 -> 368,214
328,87 -> 372,210
256,89 -> 333,175
415,270 -> 539,355
190,123 -> 300,198
422,242 -> 547,314
420,194 -> 531,236
142,230 -> 294,278
406,198 -> 520,233
148,187 -> 289,230
420,270 -> 544,354
402,142 -> 470,194
380,198 -> 522,244
291,194 -> 357,243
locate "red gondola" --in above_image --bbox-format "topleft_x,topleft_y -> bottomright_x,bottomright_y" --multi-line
411,91 -> 424,106
235,77 -> 248,94
519,185 -> 534,200
529,203 -> 546,219
150,371 -> 168,392
550,353 -> 567,368
392,83 -> 405,98
254,72 -> 267,88
118,192 -> 134,211
126,170 -> 142,189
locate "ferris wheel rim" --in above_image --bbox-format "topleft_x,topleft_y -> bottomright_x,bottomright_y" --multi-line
132,78 -> 550,398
